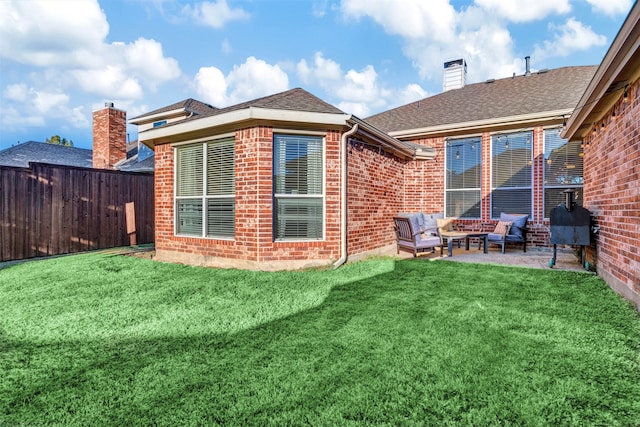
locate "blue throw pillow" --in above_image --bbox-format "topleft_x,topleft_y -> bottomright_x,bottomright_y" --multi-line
499,213 -> 528,239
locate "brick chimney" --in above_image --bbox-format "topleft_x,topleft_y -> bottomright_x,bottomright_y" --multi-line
92,102 -> 126,169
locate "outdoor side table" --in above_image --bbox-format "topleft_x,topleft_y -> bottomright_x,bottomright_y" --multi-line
464,232 -> 489,254
440,231 -> 468,257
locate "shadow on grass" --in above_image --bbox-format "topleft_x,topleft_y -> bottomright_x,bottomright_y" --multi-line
2,259 -> 640,426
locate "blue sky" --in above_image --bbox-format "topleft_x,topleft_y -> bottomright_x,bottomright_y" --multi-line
0,0 -> 634,151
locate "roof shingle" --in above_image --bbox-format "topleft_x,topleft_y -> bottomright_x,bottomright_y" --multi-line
0,141 -> 93,168
365,66 -> 598,133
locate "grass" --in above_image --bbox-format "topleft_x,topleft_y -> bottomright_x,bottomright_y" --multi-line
1,253 -> 639,426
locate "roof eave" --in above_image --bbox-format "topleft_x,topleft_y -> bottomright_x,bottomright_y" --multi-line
139,107 -> 351,147
563,4 -> 640,141
128,107 -> 189,125
388,109 -> 573,140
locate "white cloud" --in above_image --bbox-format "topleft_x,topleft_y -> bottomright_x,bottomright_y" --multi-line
342,0 -> 457,42
71,66 -> 144,100
194,57 -> 289,107
533,18 -> 607,60
584,0 -> 632,17
296,52 -> 426,116
474,0 -> 570,22
0,0 -> 108,67
182,0 -> 250,28
3,83 -> 29,102
194,66 -> 228,107
0,0 -> 181,101
121,38 -> 181,89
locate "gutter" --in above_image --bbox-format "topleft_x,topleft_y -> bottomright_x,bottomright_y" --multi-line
332,121 -> 359,269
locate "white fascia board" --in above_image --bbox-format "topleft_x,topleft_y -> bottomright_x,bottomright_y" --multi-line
563,5 -> 640,140
139,107 -> 350,141
128,108 -> 186,125
388,109 -> 573,139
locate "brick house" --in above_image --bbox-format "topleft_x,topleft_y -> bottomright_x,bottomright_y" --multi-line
365,63 -> 596,247
135,62 -> 599,271
562,3 -> 640,309
134,5 -> 638,311
135,88 -> 435,270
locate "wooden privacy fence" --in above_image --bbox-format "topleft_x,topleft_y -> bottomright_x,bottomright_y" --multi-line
0,162 -> 154,262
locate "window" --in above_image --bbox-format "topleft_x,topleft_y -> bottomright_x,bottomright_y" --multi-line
544,128 -> 583,217
153,120 -> 167,128
273,134 -> 324,240
491,131 -> 532,218
175,139 -> 235,238
445,137 -> 481,218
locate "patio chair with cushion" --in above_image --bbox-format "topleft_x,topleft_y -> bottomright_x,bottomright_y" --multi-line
482,213 -> 529,253
393,216 -> 442,257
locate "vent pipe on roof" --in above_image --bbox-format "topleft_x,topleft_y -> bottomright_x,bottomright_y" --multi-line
525,56 -> 531,76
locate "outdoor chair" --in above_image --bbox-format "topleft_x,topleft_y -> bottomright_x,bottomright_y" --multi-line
393,216 -> 442,257
482,213 -> 529,253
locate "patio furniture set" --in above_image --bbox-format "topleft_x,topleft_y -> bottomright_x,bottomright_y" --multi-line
393,212 -> 528,258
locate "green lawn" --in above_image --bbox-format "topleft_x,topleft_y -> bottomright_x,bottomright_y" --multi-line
1,253 -> 639,426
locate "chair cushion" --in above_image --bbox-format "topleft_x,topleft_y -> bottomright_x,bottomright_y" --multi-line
493,220 -> 512,236
499,213 -> 528,239
487,232 -> 504,241
421,212 -> 443,234
408,215 -> 422,234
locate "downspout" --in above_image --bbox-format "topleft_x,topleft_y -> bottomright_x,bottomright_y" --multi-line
332,121 -> 359,269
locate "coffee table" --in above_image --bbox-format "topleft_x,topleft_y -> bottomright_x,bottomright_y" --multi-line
440,231 -> 489,257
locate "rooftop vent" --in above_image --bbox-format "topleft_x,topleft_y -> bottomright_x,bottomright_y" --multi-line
525,56 -> 531,76
443,58 -> 467,92
105,102 -> 114,108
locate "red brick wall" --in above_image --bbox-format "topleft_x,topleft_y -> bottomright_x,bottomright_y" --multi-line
582,78 -> 640,307
92,106 -> 126,170
154,126 -> 342,268
346,140 -> 405,255
403,127 -> 562,246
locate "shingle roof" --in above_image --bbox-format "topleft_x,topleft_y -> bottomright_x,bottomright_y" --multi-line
0,141 -> 93,168
154,88 -> 345,130
365,65 -> 598,133
130,98 -> 218,121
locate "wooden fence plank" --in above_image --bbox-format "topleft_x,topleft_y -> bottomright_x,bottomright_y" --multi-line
0,163 -> 154,262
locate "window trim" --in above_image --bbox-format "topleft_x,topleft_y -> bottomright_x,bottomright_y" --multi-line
174,138 -> 236,240
272,133 -> 326,242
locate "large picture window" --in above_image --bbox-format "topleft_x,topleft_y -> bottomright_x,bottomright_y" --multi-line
544,128 -> 583,218
445,137 -> 481,218
273,134 -> 324,240
491,131 -> 532,218
175,139 -> 235,238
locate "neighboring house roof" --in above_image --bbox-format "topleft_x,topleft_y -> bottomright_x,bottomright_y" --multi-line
115,154 -> 155,173
365,65 -> 598,137
0,141 -> 93,168
564,3 -> 640,141
129,98 -> 218,122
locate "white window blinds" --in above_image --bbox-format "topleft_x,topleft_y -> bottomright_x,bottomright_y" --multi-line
175,139 -> 235,238
491,131 -> 532,218
544,128 -> 584,217
273,134 -> 324,240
